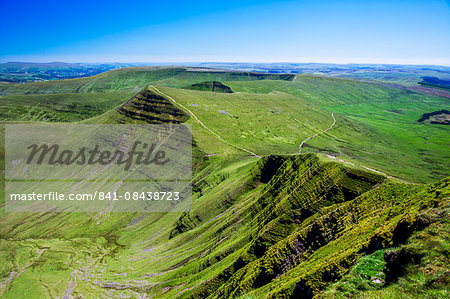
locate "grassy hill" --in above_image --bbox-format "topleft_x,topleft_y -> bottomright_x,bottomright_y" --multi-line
0,67 -> 448,298
226,76 -> 449,182
184,81 -> 234,93
419,76 -> 450,90
0,91 -> 135,122
0,62 -> 126,83
0,67 -> 294,95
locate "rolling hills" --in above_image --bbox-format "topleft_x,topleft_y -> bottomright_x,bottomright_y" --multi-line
0,62 -> 129,83
0,66 -> 449,298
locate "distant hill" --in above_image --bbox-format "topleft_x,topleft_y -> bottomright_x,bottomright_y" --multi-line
0,61 -> 80,69
0,61 -> 131,83
419,76 -> 450,90
195,62 -> 450,85
0,66 -> 294,94
184,81 -> 234,93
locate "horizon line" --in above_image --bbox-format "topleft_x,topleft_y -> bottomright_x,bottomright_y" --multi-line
1,60 -> 450,67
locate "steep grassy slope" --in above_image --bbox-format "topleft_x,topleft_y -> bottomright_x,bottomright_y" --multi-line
0,91 -> 134,122
231,177 -> 448,298
1,151 -> 447,298
97,88 -> 190,124
323,200 -> 449,298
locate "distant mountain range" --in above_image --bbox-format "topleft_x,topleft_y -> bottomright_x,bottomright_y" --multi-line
2,61 -> 450,85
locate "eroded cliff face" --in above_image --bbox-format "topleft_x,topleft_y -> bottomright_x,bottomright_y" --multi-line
112,88 -> 190,124
185,155 -> 448,298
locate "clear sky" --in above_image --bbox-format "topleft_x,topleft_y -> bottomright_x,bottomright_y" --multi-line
1,0 -> 449,65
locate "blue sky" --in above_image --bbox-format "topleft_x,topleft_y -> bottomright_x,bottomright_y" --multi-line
0,0 -> 449,65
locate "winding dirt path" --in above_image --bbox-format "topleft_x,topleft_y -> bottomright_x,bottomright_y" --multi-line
298,112 -> 336,153
150,86 -> 261,158
295,112 -> 392,177
326,154 -> 393,178
149,88 -> 393,179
